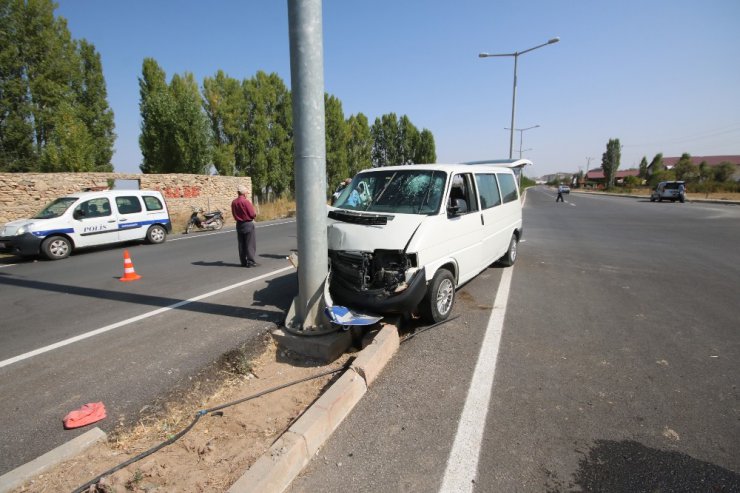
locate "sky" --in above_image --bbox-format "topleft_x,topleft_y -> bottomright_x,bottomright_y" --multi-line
55,0 -> 740,178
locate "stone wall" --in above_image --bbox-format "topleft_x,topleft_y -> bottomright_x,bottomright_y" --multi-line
0,172 -> 252,225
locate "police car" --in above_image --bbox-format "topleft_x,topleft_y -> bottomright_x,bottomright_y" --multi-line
0,190 -> 172,260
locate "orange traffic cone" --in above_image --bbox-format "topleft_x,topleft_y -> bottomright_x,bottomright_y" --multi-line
119,250 -> 141,282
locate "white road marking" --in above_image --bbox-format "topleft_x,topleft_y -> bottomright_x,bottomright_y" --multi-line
439,266 -> 514,493
0,265 -> 295,369
0,263 -> 16,269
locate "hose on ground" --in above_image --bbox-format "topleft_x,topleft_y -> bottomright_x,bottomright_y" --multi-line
71,363 -> 350,493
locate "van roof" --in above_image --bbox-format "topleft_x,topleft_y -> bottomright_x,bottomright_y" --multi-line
60,189 -> 164,200
357,162 -> 526,174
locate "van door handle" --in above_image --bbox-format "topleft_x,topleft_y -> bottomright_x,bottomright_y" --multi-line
480,214 -> 485,225
119,218 -> 128,221
107,220 -> 116,223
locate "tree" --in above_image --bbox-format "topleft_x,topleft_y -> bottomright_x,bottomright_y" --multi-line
139,60 -> 212,174
398,115 -> 419,165
203,70 -> 243,176
169,72 -> 212,174
648,153 -> 665,187
241,71 -> 293,199
346,112 -> 372,177
75,40 -> 115,171
139,58 -> 175,173
0,0 -> 115,171
324,93 -> 348,195
673,152 -> 696,182
638,156 -> 648,179
416,129 -> 436,163
713,162 -> 736,183
601,138 -> 621,189
371,113 -> 400,167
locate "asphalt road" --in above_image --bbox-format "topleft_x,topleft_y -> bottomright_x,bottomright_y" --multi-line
0,219 -> 299,475
288,188 -> 740,492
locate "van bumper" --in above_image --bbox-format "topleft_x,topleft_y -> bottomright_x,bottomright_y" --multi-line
0,233 -> 43,257
330,267 -> 428,314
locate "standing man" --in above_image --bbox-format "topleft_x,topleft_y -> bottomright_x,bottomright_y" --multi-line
232,185 -> 258,267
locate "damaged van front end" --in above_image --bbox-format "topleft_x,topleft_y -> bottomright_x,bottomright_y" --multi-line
329,248 -> 427,314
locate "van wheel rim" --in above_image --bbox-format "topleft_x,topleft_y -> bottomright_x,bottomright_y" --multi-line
151,228 -> 165,242
50,240 -> 69,257
510,239 -> 517,262
436,279 -> 454,315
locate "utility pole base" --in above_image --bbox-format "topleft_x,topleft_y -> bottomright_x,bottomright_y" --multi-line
271,327 -> 352,364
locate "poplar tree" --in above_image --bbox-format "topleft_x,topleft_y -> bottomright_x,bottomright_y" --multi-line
241,71 -> 292,199
139,59 -> 212,174
203,70 -> 243,176
638,156 -> 648,179
601,138 -> 621,189
416,129 -> 437,163
346,112 -> 372,177
325,93 -> 348,195
1,0 -> 115,171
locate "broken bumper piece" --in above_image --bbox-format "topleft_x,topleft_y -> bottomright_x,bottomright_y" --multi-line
330,267 -> 427,315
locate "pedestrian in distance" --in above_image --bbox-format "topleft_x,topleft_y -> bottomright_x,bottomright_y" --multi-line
556,186 -> 564,203
231,185 -> 258,267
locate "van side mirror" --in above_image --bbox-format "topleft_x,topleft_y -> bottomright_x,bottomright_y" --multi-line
447,198 -> 462,216
73,209 -> 85,220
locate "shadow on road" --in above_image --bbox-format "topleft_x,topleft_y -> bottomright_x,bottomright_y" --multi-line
0,270 -> 297,322
547,439 -> 740,492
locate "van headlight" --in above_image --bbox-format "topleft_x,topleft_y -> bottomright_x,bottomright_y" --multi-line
15,224 -> 30,235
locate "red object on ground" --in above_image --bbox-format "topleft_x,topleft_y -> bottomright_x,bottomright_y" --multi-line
63,402 -> 107,429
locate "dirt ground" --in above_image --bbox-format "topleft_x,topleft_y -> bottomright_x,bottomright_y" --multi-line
14,332 -> 353,493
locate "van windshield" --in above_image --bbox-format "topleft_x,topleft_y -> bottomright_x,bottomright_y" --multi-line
33,197 -> 78,219
334,170 -> 447,215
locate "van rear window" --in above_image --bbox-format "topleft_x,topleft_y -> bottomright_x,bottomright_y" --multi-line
143,196 -> 164,211
498,174 -> 519,204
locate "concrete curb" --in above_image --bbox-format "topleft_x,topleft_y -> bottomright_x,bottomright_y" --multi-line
0,427 -> 106,493
228,323 -> 401,493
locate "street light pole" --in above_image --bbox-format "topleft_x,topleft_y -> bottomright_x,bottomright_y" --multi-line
504,124 -> 540,159
479,37 -> 559,159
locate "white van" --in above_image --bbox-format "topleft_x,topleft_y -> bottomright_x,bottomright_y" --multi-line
0,190 -> 172,260
327,161 -> 526,322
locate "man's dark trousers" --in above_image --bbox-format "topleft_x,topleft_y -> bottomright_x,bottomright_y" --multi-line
236,220 -> 256,266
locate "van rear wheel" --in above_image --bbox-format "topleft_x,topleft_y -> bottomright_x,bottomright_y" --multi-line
498,234 -> 518,267
146,225 -> 167,244
42,236 -> 71,260
420,269 -> 455,323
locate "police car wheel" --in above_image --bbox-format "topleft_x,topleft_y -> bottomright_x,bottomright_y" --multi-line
146,225 -> 167,244
42,236 -> 71,260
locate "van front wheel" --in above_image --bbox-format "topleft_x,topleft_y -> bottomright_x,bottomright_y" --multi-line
42,236 -> 71,260
420,269 -> 455,323
146,225 -> 167,244
498,234 -> 518,267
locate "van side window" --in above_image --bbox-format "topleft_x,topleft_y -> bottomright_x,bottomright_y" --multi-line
474,174 -> 502,209
448,173 -> 478,214
74,198 -> 112,218
116,196 -> 143,215
143,195 -> 164,211
497,173 -> 519,204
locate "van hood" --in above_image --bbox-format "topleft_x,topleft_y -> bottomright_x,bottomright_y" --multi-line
0,219 -> 36,236
327,212 -> 423,251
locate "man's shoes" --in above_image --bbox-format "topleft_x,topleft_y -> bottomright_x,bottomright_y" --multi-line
246,261 -> 260,268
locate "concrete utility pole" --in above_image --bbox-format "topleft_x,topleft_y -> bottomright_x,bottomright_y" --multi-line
286,0 -> 330,332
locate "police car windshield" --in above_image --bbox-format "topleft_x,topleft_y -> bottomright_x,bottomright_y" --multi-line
33,197 -> 78,219
334,170 -> 447,215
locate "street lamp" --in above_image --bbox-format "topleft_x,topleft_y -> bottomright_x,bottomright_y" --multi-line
504,124 -> 540,159
479,37 -> 559,159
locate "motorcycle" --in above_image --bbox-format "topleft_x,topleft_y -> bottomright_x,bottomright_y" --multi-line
185,206 -> 224,233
